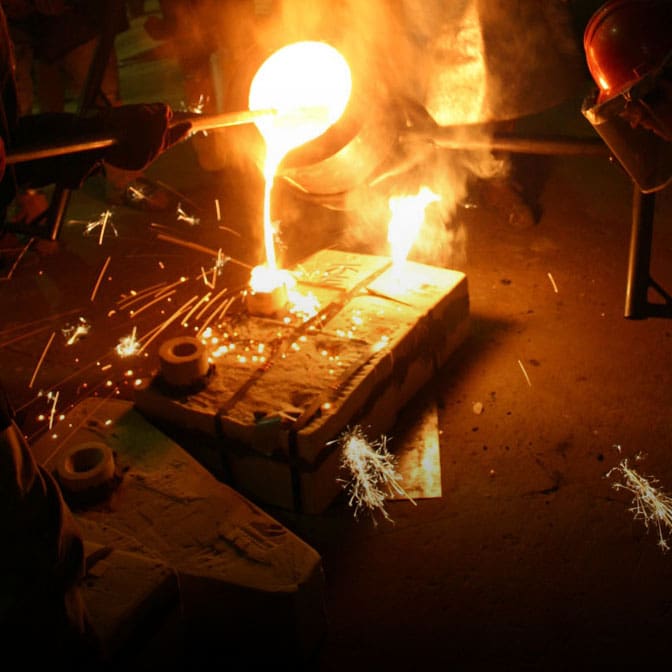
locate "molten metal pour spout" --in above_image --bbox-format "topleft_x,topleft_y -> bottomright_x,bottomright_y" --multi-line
5,108 -> 278,165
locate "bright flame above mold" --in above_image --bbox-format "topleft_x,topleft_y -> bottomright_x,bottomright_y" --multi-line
248,40 -> 352,283
387,187 -> 441,268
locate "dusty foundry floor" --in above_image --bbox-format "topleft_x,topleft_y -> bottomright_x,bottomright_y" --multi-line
2,10 -> 672,672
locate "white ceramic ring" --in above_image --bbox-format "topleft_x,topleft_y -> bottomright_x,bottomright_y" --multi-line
57,441 -> 115,493
158,336 -> 209,387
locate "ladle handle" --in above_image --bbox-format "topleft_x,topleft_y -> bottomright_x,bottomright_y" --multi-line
5,108 -> 276,165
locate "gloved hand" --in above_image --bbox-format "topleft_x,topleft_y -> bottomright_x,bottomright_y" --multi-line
100,103 -> 192,171
13,104 -> 192,189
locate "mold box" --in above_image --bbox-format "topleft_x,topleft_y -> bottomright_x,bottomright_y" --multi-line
134,249 -> 469,513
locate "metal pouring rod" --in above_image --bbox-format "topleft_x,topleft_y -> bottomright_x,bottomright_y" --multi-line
5,108 -> 277,165
184,107 -> 277,133
6,137 -> 117,165
400,128 -> 610,156
6,109 -> 610,165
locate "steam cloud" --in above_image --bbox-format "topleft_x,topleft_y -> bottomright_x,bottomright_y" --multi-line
177,1 -> 585,267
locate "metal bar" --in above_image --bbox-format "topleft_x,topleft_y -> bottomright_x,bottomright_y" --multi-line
624,186 -> 656,319
400,128 -> 610,156
184,108 -> 277,134
5,108 -> 278,166
6,137 -> 116,165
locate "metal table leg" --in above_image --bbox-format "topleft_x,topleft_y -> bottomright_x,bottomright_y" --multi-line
47,0 -> 125,241
624,186 -> 655,319
624,185 -> 672,319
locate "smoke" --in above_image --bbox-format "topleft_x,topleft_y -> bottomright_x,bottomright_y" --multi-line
338,127 -> 506,268
179,1 -> 584,269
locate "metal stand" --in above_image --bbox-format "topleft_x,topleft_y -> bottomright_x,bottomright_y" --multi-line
624,186 -> 672,319
47,0 -> 125,241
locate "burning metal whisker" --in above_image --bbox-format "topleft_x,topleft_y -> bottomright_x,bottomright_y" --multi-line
201,266 -> 215,289
0,308 -> 84,349
156,233 -> 252,269
47,389 -> 59,430
195,286 -> 228,321
137,295 -> 200,353
201,249 -> 230,289
126,184 -> 150,203
607,446 -> 672,552
547,272 -> 559,294
115,326 -> 140,358
335,425 -> 415,524
185,94 -> 206,116
518,359 -> 532,387
128,289 -> 177,318
176,203 -> 200,226
181,293 -> 211,327
62,317 -> 91,345
90,256 -> 111,302
197,293 -> 238,338
215,249 -> 229,274
0,236 -> 34,281
29,331 -> 56,389
116,281 -> 169,310
84,210 -> 117,245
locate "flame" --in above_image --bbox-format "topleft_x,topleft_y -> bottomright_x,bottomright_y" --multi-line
387,187 -> 441,267
248,41 -> 352,271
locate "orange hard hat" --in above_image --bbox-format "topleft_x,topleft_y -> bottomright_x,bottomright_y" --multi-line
584,0 -> 672,103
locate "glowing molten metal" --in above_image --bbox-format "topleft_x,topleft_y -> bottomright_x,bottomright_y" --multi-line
247,41 -> 352,305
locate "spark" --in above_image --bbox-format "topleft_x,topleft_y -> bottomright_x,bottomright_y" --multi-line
126,184 -> 149,203
547,272 -> 559,293
62,317 -> 91,345
29,330 -> 56,388
47,389 -> 59,429
137,295 -> 200,353
115,326 -> 140,357
84,210 -> 117,245
0,236 -> 34,281
156,233 -> 252,269
607,447 -> 672,552
128,289 -> 177,318
518,359 -> 532,387
187,93 -> 206,115
215,248 -> 229,275
181,292 -> 211,327
90,256 -> 111,302
176,203 -> 200,226
200,250 -> 228,289
0,309 -> 82,349
335,425 -> 415,524
116,281 -> 169,310
215,198 -> 221,221
201,265 -> 214,289
197,294 -> 237,338
195,287 -> 227,321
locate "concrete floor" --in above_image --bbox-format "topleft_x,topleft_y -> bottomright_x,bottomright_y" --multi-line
3,9 -> 672,671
